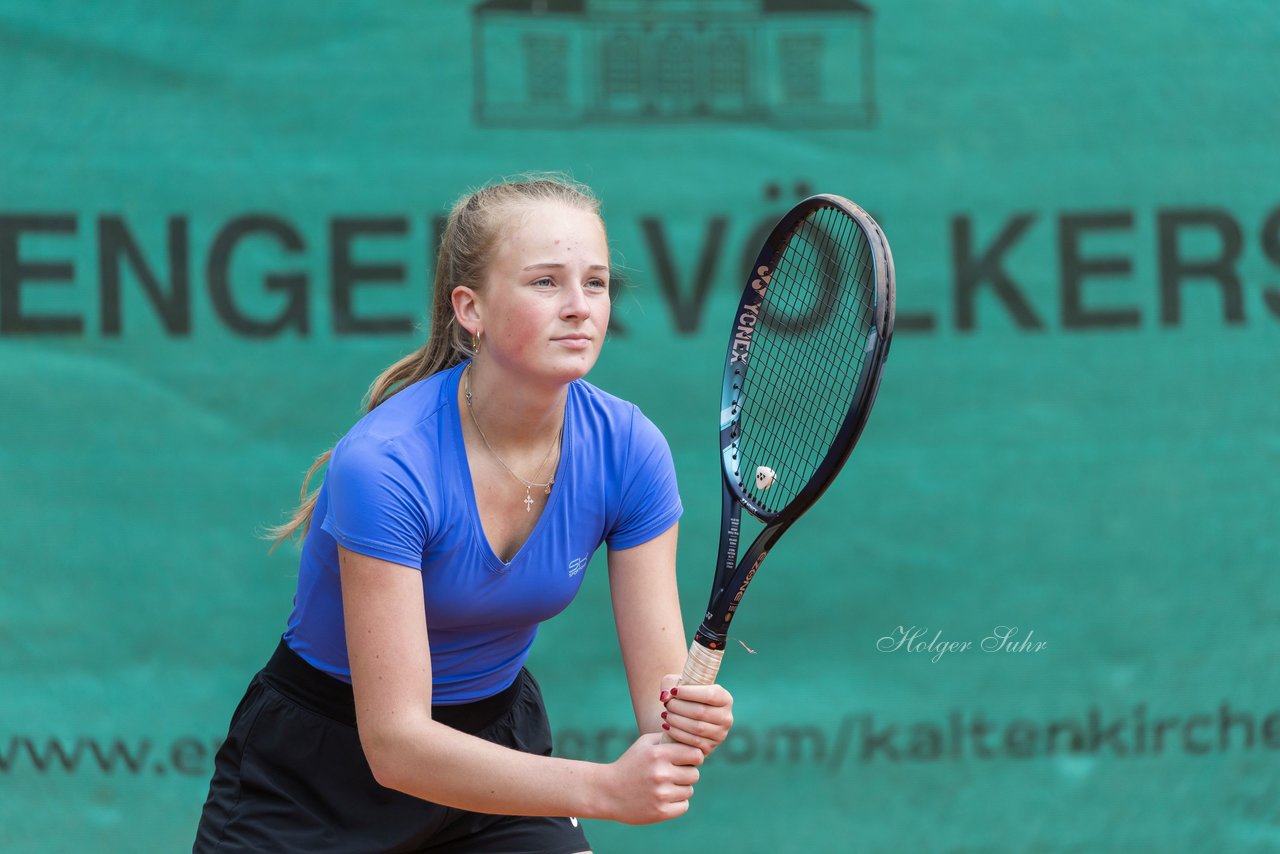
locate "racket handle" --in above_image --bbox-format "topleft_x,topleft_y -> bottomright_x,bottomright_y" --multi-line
661,641 -> 725,744
678,639 -> 725,686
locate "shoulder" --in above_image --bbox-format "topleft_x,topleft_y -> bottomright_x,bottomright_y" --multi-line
574,380 -> 683,548
568,378 -> 671,468
567,378 -> 664,446
331,365 -> 461,474
568,377 -> 633,416
342,366 -> 460,446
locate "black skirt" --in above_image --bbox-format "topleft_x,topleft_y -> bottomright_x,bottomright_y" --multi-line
193,639 -> 591,854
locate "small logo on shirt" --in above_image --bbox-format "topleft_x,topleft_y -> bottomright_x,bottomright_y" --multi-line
568,555 -> 589,577
569,816 -> 579,828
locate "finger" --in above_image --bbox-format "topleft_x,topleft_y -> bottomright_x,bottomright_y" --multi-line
663,799 -> 690,819
670,765 -> 700,786
659,673 -> 680,704
657,741 -> 705,766
663,684 -> 732,707
665,701 -> 737,737
663,709 -> 723,739
665,784 -> 695,802
662,721 -> 718,755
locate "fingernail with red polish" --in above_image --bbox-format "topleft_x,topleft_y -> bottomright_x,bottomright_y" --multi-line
661,711 -> 668,719
660,691 -> 669,703
670,688 -> 678,697
662,723 -> 670,731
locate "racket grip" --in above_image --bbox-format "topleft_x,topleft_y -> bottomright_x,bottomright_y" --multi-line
660,641 -> 725,744
678,639 -> 725,686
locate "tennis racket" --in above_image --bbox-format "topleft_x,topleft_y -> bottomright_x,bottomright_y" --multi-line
677,193 -> 896,687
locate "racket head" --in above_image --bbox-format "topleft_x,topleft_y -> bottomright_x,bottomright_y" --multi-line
720,194 -> 895,526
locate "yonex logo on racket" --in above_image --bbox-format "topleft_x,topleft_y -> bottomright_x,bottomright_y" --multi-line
729,266 -> 773,364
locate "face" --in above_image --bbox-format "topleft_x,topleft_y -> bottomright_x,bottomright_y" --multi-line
459,201 -> 611,386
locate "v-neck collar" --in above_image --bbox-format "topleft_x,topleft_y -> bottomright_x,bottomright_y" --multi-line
446,362 -> 571,573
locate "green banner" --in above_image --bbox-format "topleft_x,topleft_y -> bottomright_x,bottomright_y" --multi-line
2,1 -> 1278,851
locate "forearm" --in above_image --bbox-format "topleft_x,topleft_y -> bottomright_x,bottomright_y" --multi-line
364,712 -> 604,818
627,636 -> 688,734
607,527 -> 688,734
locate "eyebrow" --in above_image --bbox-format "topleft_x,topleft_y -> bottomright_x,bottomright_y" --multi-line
522,263 -> 610,272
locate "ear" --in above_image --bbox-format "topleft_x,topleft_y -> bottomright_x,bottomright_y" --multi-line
451,286 -> 483,337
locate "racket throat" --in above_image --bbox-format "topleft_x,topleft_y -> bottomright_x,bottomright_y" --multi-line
698,527 -> 782,651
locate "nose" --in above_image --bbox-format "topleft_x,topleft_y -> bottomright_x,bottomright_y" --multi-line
560,281 -> 592,320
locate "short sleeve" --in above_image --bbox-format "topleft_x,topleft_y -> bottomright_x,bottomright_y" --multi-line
320,433 -> 431,569
606,407 -> 683,550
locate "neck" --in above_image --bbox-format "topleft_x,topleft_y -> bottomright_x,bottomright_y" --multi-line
461,360 -> 566,454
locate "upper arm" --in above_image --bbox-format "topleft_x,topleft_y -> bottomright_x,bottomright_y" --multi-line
324,434 -> 432,569
339,545 -> 433,769
605,407 -> 682,551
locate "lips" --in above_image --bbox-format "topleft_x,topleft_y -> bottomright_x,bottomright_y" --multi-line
553,334 -> 593,350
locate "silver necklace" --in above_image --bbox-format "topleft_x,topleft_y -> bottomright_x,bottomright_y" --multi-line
464,366 -> 562,513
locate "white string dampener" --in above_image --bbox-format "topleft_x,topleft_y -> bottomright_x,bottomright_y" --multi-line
754,466 -> 777,490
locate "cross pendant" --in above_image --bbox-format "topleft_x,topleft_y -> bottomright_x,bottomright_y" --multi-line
524,491 -> 534,512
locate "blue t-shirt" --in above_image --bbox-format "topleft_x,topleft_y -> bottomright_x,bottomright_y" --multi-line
282,361 -> 682,704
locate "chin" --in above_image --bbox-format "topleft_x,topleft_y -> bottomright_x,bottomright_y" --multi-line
550,350 -> 600,383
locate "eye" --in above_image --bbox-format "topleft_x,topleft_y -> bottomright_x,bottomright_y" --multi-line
586,277 -> 609,291
531,276 -> 555,289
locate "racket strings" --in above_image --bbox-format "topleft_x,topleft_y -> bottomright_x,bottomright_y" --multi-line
746,219 -> 870,465
733,205 -> 877,514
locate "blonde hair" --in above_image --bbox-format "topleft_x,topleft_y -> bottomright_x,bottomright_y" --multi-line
265,174 -> 602,548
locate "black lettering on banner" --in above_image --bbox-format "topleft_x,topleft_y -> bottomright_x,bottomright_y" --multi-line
1045,717 -> 1085,754
765,725 -> 826,763
208,216 -> 309,337
0,214 -> 81,334
555,729 -> 587,760
1260,206 -> 1280,318
1183,714 -> 1213,755
758,227 -> 837,337
738,213 -> 780,295
1059,211 -> 1139,329
1003,720 -> 1037,758
86,738 -> 148,773
968,712 -> 996,758
1219,701 -> 1254,750
719,727 -> 756,764
426,213 -> 448,273
952,213 -> 1043,331
895,305 -> 937,333
1157,208 -> 1244,325
591,726 -> 628,765
858,210 -> 936,331
22,737 -> 79,772
906,723 -> 943,760
1087,707 -> 1128,755
98,215 -> 191,336
331,217 -> 413,335
604,269 -> 628,335
1152,716 -> 1180,754
859,716 -> 899,761
641,215 -> 727,334
948,709 -> 964,759
169,737 -> 207,775
1264,712 -> 1280,749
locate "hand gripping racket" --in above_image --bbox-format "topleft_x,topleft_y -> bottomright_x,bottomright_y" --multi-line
678,194 -> 896,687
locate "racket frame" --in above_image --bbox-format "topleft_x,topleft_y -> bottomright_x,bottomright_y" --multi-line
692,194 -> 896,656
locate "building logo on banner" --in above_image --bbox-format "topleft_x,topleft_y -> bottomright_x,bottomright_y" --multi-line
471,0 -> 877,127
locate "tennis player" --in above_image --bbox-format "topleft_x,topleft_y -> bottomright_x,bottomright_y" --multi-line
193,176 -> 734,853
